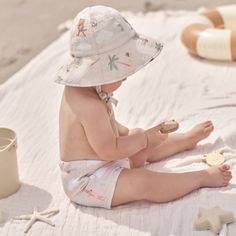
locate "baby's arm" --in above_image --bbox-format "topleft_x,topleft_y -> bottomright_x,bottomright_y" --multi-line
115,120 -> 146,137
79,102 -> 147,161
77,98 -> 165,161
78,100 -> 147,161
115,120 -> 129,136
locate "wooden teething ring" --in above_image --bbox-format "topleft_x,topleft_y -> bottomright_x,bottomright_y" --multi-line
181,4 -> 236,61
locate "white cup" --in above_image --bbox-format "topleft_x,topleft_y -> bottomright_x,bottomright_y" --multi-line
0,128 -> 21,199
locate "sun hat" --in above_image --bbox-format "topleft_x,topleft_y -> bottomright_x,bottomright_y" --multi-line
55,5 -> 163,87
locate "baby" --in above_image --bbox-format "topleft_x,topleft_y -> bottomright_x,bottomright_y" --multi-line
56,6 -> 232,209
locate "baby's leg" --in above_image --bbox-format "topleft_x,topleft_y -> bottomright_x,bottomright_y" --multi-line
128,121 -> 214,168
111,164 -> 232,207
147,121 -> 214,163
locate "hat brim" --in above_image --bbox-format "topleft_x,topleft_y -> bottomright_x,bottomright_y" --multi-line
55,33 -> 163,87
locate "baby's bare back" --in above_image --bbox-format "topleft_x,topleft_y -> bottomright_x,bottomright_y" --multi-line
59,86 -> 114,161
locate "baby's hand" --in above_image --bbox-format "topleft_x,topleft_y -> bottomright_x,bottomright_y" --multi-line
145,123 -> 168,148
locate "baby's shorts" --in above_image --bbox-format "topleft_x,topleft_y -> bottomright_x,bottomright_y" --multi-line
59,158 -> 130,209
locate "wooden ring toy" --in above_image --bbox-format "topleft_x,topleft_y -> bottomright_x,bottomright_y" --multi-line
160,120 -> 179,134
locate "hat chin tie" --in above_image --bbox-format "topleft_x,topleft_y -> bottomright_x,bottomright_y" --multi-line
95,85 -> 118,108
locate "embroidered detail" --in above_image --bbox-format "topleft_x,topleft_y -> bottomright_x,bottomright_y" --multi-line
117,23 -> 124,31
77,19 -> 87,37
139,37 -> 148,45
132,33 -> 139,39
70,176 -> 90,198
90,58 -> 100,66
117,61 -> 131,67
91,21 -> 97,28
84,187 -> 104,201
108,55 -> 131,71
108,55 -> 119,70
155,42 -> 163,52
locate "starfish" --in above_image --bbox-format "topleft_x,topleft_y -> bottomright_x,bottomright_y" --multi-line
14,208 -> 59,233
194,206 -> 235,234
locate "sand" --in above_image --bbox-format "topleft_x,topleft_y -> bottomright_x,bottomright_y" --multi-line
0,0 -> 235,85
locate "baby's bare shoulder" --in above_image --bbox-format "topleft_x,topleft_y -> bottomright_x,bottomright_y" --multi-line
64,86 -> 105,116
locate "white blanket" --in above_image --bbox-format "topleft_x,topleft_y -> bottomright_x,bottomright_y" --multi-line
0,10 -> 236,236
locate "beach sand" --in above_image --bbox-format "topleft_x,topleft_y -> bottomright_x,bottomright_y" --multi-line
0,0 -> 235,85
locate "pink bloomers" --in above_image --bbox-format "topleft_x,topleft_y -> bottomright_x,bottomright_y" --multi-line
59,158 -> 130,209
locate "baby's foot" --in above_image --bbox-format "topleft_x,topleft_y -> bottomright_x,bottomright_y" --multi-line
200,164 -> 232,188
184,121 -> 214,150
